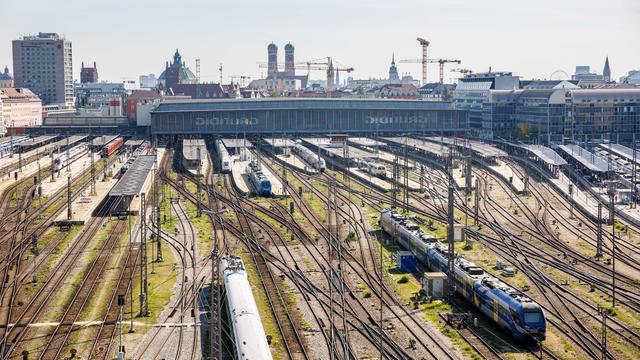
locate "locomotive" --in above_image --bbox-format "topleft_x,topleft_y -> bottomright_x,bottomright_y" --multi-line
246,160 -> 272,196
216,140 -> 231,173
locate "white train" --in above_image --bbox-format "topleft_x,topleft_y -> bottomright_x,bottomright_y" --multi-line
216,140 -> 231,173
293,143 -> 326,172
357,159 -> 386,178
221,255 -> 273,360
52,144 -> 89,172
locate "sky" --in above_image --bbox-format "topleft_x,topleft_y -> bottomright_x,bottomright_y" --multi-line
1,0 -> 638,84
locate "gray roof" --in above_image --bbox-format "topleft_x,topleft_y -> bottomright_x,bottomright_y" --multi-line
221,138 -> 253,149
153,98 -> 454,113
183,139 -> 206,161
521,144 -> 567,166
110,155 -> 156,196
16,135 -> 58,148
91,135 -> 118,147
597,144 -> 640,165
557,144 -> 608,173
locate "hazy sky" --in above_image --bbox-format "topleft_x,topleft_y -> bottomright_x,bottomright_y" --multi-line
1,0 -> 638,84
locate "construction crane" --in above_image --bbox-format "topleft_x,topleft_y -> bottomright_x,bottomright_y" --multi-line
399,58 -> 461,84
229,75 -> 252,87
397,37 -> 431,84
417,37 -> 430,85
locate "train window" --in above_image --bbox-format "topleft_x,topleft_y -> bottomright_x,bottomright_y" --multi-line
523,311 -> 542,323
510,309 -> 521,325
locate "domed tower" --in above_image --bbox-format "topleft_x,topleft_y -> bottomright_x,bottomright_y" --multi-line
268,43 -> 278,78
284,43 -> 295,77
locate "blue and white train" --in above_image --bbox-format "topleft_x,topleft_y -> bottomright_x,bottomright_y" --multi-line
216,140 -> 231,173
247,160 -> 272,196
380,210 -> 546,342
221,255 -> 273,360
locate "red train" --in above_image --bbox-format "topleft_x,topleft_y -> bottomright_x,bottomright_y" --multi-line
100,137 -> 124,157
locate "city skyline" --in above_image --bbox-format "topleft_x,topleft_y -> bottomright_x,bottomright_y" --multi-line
1,0 -> 638,84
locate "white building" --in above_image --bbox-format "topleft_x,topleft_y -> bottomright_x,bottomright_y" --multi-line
0,88 -> 43,134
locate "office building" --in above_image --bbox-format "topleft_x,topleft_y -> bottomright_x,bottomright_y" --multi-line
483,89 -> 566,143
80,62 -> 98,83
12,32 -> 73,107
453,71 -> 520,138
0,66 -> 13,88
482,88 -> 640,145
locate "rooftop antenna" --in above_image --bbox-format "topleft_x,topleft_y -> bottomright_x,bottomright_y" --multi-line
218,63 -> 223,84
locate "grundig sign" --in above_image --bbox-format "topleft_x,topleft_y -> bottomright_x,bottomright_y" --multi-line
195,116 -> 259,127
193,115 -> 433,127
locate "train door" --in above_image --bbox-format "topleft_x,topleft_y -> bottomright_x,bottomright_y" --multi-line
492,299 -> 498,322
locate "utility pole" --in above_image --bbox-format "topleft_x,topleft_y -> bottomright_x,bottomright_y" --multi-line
447,147 -> 455,300
392,151 -> 399,209
155,153 -> 163,263
139,193 -> 149,317
598,305 -> 608,360
474,177 -> 480,225
67,174 -> 72,220
596,203 -> 603,258
403,138 -> 409,213
607,183 -> 616,308
90,144 -> 96,196
210,249 -> 222,360
196,146 -> 202,217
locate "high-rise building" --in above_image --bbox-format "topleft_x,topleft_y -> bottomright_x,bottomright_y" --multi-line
80,62 -> 98,83
139,74 -> 157,88
12,32 -> 73,107
0,66 -> 13,88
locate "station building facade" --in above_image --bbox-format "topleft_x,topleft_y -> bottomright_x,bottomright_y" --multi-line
151,98 -> 469,135
482,88 -> 640,145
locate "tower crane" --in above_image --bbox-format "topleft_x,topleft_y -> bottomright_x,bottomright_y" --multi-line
417,37 -> 430,85
451,68 -> 473,75
399,58 -> 461,84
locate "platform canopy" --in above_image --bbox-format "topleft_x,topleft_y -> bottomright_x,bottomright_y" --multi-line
15,135 -> 57,149
183,139 -> 206,161
109,155 -> 156,197
91,134 -> 118,147
221,138 -> 253,149
522,145 -> 567,166
558,144 -> 608,173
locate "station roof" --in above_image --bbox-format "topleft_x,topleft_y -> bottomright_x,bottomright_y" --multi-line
15,135 -> 57,148
91,134 -> 118,147
521,145 -> 567,166
50,135 -> 89,149
557,144 -> 609,173
321,145 -> 375,159
152,98 -> 454,113
597,144 -> 640,165
384,137 -> 449,157
348,137 -> 386,147
263,138 -> 296,148
424,136 -> 507,158
0,136 -> 28,146
125,139 -> 145,147
221,138 -> 253,149
109,155 -> 156,197
183,139 -> 206,161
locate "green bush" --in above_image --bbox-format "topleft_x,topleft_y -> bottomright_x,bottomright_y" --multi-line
398,275 -> 409,284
